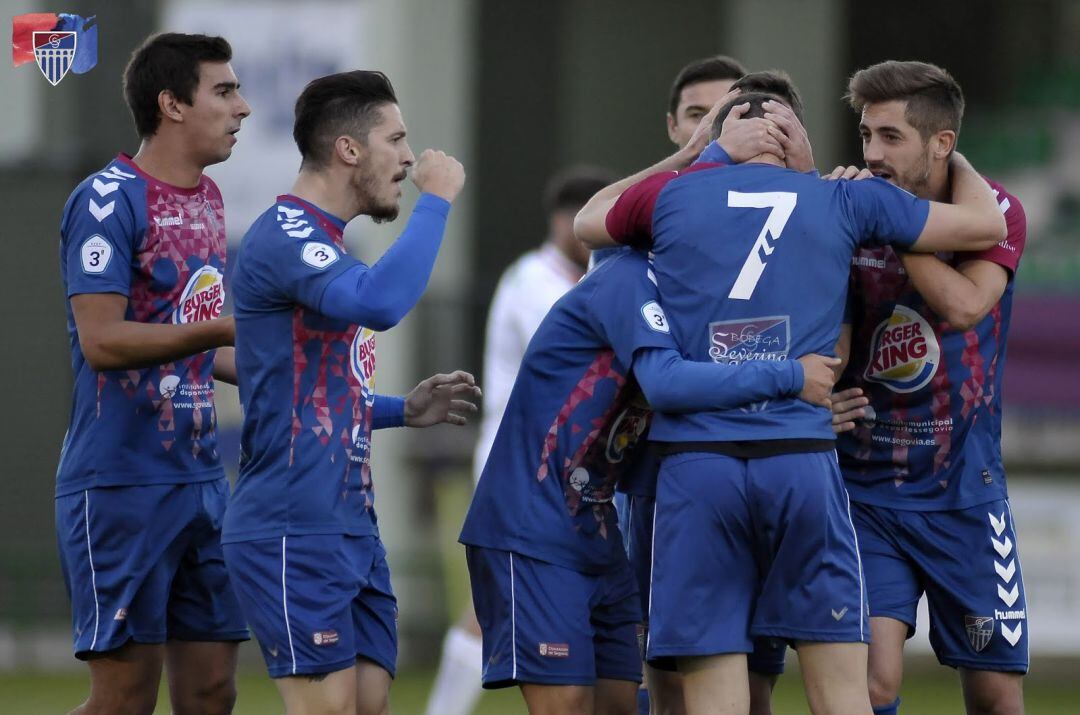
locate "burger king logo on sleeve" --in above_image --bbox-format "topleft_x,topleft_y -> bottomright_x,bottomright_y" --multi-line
350,327 -> 377,406
173,265 -> 225,324
864,305 -> 940,393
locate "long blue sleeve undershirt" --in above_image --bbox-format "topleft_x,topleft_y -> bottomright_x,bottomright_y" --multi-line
372,394 -> 406,429
317,193 -> 451,330
632,346 -> 804,413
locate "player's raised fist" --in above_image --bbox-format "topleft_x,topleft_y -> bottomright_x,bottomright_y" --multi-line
412,149 -> 465,202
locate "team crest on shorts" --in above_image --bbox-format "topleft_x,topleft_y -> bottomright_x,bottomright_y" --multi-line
539,642 -> 569,658
964,615 -> 995,652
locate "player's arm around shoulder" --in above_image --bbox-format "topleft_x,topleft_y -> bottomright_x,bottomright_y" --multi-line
902,183 -> 1025,331
914,152 -> 1007,252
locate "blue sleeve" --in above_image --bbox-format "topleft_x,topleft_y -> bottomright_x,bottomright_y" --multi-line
696,141 -> 732,165
584,256 -> 678,366
842,178 -> 930,249
633,347 -> 803,412
61,183 -> 141,298
372,394 -> 406,429
317,194 -> 450,329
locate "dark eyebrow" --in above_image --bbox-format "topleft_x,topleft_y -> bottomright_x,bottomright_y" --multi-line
683,104 -> 710,114
214,81 -> 239,91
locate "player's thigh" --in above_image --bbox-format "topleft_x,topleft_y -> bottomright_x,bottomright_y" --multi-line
355,656 -> 392,715
168,478 -> 249,645
55,485 -> 193,658
519,683 -> 592,715
350,537 -> 399,679
959,668 -> 1024,715
648,453 -> 756,660
867,616 -> 908,705
912,501 -> 1029,673
678,653 -> 749,715
594,677 -> 639,715
164,640 -> 239,714
466,546 -> 602,689
794,641 -> 871,715
275,664 -> 357,715
644,664 -> 685,715
749,452 -> 867,645
84,641 -> 166,712
223,535 -> 360,679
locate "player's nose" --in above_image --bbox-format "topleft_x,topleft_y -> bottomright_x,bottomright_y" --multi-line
401,141 -> 415,167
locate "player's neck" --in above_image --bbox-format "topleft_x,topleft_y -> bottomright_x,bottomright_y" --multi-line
290,170 -> 357,224
926,165 -> 950,202
745,153 -> 786,168
130,137 -> 204,189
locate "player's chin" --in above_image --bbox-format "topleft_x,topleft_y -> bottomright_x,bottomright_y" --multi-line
369,199 -> 400,225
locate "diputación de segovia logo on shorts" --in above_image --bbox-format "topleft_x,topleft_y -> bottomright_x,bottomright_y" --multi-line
11,12 -> 97,86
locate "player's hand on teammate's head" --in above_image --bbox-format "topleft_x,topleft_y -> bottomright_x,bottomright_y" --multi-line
830,387 -> 869,433
404,370 -> 482,428
763,100 -> 815,173
824,165 -> 874,181
412,149 -> 466,202
681,90 -> 739,163
718,110 -> 786,164
796,354 -> 841,409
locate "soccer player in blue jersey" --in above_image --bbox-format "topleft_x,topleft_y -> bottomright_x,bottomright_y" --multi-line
460,242 -> 840,715
222,70 -> 477,715
55,33 -> 250,715
834,61 -> 1028,715
575,72 -> 1007,715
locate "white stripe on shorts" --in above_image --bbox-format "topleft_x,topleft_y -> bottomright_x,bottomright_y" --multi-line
84,490 -> 100,650
509,552 -> 518,681
836,451 -> 866,641
1004,500 -> 1030,663
281,537 -> 297,675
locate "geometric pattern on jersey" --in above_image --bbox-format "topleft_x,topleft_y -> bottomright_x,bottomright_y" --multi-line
57,154 -> 227,495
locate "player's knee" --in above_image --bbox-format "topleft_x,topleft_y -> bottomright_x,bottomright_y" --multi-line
172,671 -> 237,715
86,685 -> 158,715
964,682 -> 1023,715
867,669 -> 902,707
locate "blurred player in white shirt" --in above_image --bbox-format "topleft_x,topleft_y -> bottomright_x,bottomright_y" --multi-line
424,167 -> 614,715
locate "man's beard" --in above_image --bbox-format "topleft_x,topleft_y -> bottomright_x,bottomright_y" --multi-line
355,163 -> 400,223
897,150 -> 932,197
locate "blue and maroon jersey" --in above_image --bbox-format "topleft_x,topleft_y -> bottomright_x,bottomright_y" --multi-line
838,181 -> 1026,511
223,194 -> 448,542
606,163 -> 930,444
459,250 -> 676,573
57,154 -> 227,496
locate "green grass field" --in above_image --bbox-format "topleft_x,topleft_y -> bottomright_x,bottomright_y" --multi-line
1,664 -> 1074,714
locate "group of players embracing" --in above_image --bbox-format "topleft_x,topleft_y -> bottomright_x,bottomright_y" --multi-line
54,26 -> 1026,715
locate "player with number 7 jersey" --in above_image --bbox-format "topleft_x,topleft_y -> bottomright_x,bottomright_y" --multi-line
574,77 -> 1008,712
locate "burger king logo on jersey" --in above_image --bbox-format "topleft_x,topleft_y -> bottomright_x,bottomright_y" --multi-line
173,265 -> 224,324
350,327 -> 377,406
864,305 -> 940,393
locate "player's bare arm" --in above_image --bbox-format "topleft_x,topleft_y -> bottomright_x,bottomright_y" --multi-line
830,324 -> 867,434
900,255 -> 1009,331
212,346 -> 237,385
404,370 -> 482,428
574,94 -> 736,248
913,152 -> 1006,252
71,293 -> 233,372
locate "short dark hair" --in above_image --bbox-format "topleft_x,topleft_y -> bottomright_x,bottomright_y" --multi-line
543,166 -> 616,214
123,33 -> 233,138
846,60 -> 964,141
293,70 -> 398,169
668,55 -> 747,116
709,71 -> 805,142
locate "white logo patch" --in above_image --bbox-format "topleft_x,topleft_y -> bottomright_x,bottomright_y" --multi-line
302,242 -> 339,270
159,375 -> 181,400
80,235 -> 113,274
640,301 -> 669,333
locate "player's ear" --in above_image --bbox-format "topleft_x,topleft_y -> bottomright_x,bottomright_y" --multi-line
334,136 -> 361,167
666,113 -> 679,145
158,89 -> 185,125
931,130 -> 956,160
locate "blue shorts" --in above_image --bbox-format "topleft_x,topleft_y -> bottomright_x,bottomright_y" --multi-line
223,534 -> 397,679
55,479 -> 248,658
616,492 -> 788,675
852,499 -> 1029,673
466,546 -> 642,688
649,451 -> 868,664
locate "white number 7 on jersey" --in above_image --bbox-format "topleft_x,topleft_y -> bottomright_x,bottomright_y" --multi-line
727,191 -> 798,300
